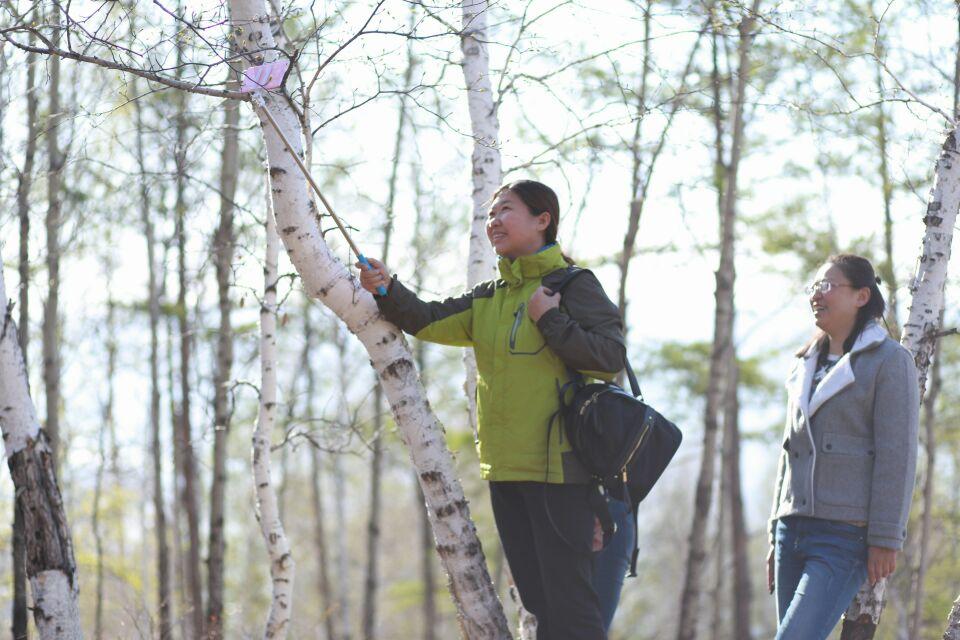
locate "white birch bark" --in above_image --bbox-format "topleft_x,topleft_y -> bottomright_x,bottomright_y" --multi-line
252,192 -> 295,638
945,594 -> 960,640
227,2 -> 510,636
0,246 -> 83,639
460,0 -> 501,435
844,128 -> 960,634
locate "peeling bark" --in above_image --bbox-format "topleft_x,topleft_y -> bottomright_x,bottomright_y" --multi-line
0,246 -> 82,638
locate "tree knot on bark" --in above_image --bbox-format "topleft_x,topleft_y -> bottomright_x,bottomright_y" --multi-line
382,358 -> 415,381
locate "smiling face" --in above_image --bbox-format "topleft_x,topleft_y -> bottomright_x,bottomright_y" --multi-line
809,263 -> 870,335
486,189 -> 551,259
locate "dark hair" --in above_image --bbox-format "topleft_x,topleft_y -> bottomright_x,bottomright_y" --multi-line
797,253 -> 886,357
491,179 -> 574,264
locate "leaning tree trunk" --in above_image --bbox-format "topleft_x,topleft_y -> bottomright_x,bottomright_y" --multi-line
676,5 -> 758,638
14,12 -> 40,634
0,247 -> 82,638
460,0 -> 501,436
843,128 -> 960,638
227,3 -> 511,637
206,49 -> 241,640
252,188 -> 295,638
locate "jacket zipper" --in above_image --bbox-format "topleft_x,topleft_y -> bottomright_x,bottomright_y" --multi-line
509,303 -> 525,350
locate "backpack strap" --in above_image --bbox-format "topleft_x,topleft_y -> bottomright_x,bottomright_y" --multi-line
552,266 -> 644,399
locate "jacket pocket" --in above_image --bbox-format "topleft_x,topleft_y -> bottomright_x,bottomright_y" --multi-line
816,432 -> 874,508
508,304 -> 546,356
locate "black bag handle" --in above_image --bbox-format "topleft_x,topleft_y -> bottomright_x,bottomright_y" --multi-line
552,266 -> 642,399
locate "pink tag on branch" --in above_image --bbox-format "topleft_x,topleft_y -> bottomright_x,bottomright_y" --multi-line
240,59 -> 290,93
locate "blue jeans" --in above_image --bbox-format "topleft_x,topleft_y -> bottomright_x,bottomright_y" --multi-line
775,516 -> 869,640
592,498 -> 636,632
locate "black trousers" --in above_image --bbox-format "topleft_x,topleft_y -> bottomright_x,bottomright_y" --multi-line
489,481 -> 606,640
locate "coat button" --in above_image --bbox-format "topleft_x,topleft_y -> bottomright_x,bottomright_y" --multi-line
826,444 -> 832,450
793,452 -> 799,458
802,499 -> 807,505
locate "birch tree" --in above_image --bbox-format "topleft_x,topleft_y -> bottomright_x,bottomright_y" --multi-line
13,9 -> 39,634
676,4 -> 760,638
251,187 -> 295,638
460,0 -> 501,434
227,2 -> 511,635
0,245 -> 82,638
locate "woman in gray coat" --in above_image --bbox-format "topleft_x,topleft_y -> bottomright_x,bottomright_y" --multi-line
767,254 -> 919,640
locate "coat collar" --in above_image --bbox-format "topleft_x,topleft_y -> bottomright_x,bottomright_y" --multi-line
497,243 -> 568,288
791,321 -> 888,418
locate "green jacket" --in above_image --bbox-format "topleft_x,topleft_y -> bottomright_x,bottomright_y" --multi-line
376,244 -> 626,483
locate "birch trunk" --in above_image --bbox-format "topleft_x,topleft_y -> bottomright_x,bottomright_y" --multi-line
252,187 -> 295,638
43,8 -> 63,465
206,56 -> 241,640
676,5 -> 759,637
0,247 -> 82,638
228,2 -> 511,636
460,0 -> 501,436
844,127 -> 960,637
14,13 -> 40,635
136,89 -> 173,640
945,594 -> 960,639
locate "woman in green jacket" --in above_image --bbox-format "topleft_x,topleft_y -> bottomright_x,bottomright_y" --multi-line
358,180 -> 626,639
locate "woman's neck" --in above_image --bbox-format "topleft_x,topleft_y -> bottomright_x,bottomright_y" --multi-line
825,322 -> 856,355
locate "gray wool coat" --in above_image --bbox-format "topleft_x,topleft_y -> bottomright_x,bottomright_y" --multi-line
768,322 -> 920,550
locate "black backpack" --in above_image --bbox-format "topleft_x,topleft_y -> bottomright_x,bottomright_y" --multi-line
551,267 -> 683,576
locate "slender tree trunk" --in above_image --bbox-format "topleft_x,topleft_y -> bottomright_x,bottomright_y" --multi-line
206,48 -> 241,640
844,128 -> 960,638
709,461 -> 727,640
228,3 -> 511,635
137,89 -> 173,640
362,38 -> 412,638
945,594 -> 960,639
304,307 -> 337,640
92,288 -> 116,640
724,360 -> 752,640
252,185 -> 296,638
0,246 -> 82,638
43,6 -> 63,467
875,60 -> 899,332
14,15 -> 40,637
172,34 -> 205,634
411,165 -> 438,640
460,0 -> 501,437
618,2 -> 652,325
676,5 -> 759,638
332,325 -> 353,640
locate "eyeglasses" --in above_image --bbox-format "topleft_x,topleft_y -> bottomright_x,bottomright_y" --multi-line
804,280 -> 855,296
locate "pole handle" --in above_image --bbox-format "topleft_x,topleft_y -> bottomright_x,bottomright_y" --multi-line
358,254 -> 388,296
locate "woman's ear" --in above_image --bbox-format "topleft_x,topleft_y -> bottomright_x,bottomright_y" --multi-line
855,287 -> 871,308
536,211 -> 551,231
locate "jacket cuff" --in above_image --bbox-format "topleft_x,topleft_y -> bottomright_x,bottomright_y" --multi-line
867,521 -> 906,550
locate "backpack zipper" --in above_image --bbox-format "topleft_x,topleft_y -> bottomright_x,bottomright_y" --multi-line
509,303 -> 525,350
